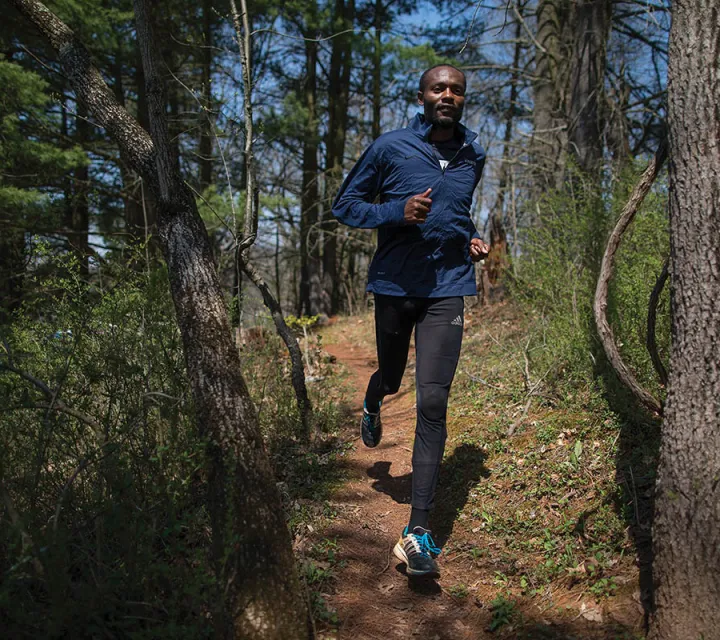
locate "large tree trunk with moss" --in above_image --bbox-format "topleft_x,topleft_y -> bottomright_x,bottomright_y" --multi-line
648,2 -> 720,638
9,1 -> 310,638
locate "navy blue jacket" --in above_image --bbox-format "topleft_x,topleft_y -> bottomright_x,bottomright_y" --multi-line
332,113 -> 486,297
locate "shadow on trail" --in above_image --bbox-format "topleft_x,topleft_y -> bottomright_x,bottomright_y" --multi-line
595,356 -> 662,626
366,443 -> 490,547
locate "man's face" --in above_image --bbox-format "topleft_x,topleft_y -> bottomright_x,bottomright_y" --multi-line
418,67 -> 466,128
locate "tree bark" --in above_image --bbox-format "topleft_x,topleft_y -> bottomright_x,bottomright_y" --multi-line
112,52 -> 146,251
649,2 -> 720,637
9,2 -> 310,637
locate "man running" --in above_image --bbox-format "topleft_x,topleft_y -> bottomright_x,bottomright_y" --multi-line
332,64 -> 489,578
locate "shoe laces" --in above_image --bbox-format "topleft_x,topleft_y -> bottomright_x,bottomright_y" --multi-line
363,401 -> 381,429
409,529 -> 441,557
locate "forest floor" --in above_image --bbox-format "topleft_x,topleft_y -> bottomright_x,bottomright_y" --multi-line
295,301 -> 652,640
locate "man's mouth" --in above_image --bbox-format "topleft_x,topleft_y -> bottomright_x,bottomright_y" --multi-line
436,105 -> 455,116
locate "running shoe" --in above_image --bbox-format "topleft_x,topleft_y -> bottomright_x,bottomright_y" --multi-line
393,526 -> 441,577
360,400 -> 382,448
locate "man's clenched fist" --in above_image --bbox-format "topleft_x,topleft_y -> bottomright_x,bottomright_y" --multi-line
470,238 -> 490,262
404,188 -> 432,224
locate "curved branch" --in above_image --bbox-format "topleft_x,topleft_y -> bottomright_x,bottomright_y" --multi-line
593,141 -> 668,416
239,254 -> 313,436
230,0 -> 312,433
647,257 -> 670,387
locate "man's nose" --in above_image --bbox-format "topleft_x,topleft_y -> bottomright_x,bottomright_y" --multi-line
440,88 -> 454,101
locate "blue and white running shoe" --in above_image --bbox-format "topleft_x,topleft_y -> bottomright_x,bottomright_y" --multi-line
360,400 -> 382,448
393,526 -> 441,577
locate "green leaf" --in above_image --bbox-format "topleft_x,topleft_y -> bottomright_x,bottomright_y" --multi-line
574,440 -> 583,460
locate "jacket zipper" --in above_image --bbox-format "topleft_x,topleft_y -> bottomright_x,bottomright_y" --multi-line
426,142 -> 470,174
442,143 -> 469,174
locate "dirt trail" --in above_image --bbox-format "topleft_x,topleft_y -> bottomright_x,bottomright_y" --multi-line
317,323 -> 644,640
321,339 -> 491,639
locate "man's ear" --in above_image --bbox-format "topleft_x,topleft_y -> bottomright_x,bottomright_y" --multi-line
417,90 -> 424,105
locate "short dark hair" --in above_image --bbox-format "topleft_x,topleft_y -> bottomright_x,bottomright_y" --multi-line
419,64 -> 467,93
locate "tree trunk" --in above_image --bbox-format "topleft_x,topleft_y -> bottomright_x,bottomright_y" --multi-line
323,0 -> 354,315
532,0 -> 569,190
567,0 -> 611,173
649,2 -> 720,638
112,52 -> 146,251
299,34 -> 321,316
127,43 -> 156,245
487,13 -> 522,288
9,2 -> 310,637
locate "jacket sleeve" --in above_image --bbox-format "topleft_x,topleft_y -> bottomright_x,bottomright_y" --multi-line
331,142 -> 406,229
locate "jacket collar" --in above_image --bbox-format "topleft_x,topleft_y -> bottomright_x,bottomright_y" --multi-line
408,113 -> 478,146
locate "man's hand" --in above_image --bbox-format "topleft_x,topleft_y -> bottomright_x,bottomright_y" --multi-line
470,237 -> 490,262
404,188 -> 432,224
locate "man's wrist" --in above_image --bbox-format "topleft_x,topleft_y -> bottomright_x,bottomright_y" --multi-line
387,199 -> 407,226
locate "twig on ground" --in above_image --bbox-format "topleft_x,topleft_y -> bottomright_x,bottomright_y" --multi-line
463,370 -> 504,391
506,345 -> 551,437
378,544 -> 392,574
507,396 -> 533,437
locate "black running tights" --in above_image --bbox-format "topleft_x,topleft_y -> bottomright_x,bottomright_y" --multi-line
365,294 -> 464,511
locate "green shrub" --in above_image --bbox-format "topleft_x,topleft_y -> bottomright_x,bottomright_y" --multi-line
0,249 -> 346,637
1,253 -> 214,638
512,164 -> 670,400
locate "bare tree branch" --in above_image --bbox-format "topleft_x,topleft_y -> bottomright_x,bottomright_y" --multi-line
0,363 -> 102,432
229,0 -> 313,434
593,140 -> 667,416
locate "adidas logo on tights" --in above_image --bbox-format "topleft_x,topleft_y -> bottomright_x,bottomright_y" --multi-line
451,315 -> 463,327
